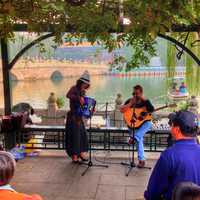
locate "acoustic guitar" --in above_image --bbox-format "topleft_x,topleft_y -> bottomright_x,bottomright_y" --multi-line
123,103 -> 176,128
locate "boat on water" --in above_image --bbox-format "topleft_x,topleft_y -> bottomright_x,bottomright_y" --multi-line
168,91 -> 189,100
168,77 -> 189,100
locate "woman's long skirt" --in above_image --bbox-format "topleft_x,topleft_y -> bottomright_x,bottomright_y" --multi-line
65,112 -> 88,157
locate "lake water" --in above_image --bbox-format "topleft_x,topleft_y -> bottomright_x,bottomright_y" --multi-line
0,76 -> 170,109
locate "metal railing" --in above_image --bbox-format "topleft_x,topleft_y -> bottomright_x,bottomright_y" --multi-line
18,125 -> 170,152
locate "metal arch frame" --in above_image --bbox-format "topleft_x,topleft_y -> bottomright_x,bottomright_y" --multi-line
9,33 -> 55,70
158,33 -> 200,66
1,33 -> 55,115
175,32 -> 189,60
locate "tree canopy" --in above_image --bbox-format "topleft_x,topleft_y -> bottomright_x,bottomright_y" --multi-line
1,0 -> 200,68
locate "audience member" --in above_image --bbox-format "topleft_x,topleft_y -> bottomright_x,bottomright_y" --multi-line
0,151 -> 42,200
179,82 -> 187,93
172,182 -> 200,200
144,111 -> 200,200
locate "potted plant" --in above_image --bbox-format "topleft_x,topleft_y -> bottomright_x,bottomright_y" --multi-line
56,97 -> 65,109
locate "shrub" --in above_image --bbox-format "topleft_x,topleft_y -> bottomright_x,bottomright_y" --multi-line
56,97 -> 65,109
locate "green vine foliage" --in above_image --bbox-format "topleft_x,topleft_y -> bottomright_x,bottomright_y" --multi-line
185,32 -> 200,96
165,32 -> 200,96
0,0 -> 200,69
126,39 -> 157,69
166,34 -> 176,78
165,36 -> 177,92
110,54 -> 126,71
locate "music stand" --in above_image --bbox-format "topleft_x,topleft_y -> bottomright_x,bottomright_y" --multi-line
121,105 -> 151,176
81,101 -> 108,176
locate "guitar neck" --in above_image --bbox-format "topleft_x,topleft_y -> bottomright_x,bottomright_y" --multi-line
153,105 -> 170,113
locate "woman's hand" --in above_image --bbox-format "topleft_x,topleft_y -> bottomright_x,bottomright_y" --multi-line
80,97 -> 85,106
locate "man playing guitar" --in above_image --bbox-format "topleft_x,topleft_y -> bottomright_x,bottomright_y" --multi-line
120,85 -> 155,168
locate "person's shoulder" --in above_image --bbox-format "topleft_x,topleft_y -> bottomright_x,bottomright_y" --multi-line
0,191 -> 42,200
160,145 -> 176,158
23,194 -> 43,200
144,99 -> 154,107
124,98 -> 131,105
68,85 -> 78,93
70,85 -> 76,90
193,143 -> 200,151
144,99 -> 152,103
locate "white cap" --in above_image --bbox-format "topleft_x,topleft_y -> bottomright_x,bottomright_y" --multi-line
79,70 -> 90,85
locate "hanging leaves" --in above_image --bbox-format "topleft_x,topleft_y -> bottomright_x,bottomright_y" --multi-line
66,0 -> 87,6
0,0 -> 199,69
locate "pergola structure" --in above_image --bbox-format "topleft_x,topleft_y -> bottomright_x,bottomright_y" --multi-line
0,1 -> 200,151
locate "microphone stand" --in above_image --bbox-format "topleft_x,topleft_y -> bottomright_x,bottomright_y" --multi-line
81,102 -> 108,176
121,104 -> 137,176
121,100 -> 151,176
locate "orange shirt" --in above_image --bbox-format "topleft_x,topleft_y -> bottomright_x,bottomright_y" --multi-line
0,190 -> 42,200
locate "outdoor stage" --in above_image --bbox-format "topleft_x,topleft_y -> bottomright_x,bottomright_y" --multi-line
11,151 -> 159,200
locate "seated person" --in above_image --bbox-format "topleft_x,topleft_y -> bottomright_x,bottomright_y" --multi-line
0,151 -> 42,200
172,182 -> 200,200
144,111 -> 200,200
179,82 -> 187,93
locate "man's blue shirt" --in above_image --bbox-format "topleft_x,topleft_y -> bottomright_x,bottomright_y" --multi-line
144,139 -> 200,200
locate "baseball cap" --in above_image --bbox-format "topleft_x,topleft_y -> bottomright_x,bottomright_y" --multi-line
168,111 -> 199,134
